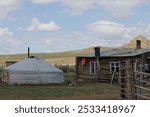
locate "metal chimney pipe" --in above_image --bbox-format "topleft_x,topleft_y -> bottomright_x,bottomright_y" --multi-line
136,40 -> 141,49
94,47 -> 100,57
28,47 -> 30,58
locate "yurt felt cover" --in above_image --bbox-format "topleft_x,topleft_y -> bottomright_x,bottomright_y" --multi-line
3,57 -> 64,84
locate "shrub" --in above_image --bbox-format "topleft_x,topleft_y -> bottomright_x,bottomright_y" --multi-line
55,65 -> 75,73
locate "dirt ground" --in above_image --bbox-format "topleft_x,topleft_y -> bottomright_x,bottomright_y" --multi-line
42,94 -> 120,100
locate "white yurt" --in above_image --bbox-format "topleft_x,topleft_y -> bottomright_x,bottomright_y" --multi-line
2,56 -> 64,85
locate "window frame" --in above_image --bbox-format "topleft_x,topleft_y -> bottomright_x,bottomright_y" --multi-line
90,61 -> 98,74
110,61 -> 120,73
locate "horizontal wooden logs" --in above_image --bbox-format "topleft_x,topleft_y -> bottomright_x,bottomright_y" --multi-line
134,85 -> 150,91
135,71 -> 150,76
135,93 -> 150,100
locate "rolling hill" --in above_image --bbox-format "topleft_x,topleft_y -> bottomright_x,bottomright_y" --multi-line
120,35 -> 150,48
0,35 -> 150,66
0,46 -> 113,66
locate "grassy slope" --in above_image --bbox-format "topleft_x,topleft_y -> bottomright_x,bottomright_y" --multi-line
0,83 -> 120,100
0,46 -> 113,59
0,46 -> 113,66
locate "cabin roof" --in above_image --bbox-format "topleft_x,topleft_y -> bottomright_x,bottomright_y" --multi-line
77,48 -> 150,57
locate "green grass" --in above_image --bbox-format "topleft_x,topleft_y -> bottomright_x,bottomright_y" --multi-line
64,72 -> 75,77
0,83 -> 120,100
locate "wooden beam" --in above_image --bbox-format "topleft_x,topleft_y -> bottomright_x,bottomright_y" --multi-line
135,71 -> 150,76
134,85 -> 150,91
111,70 -> 116,84
135,93 -> 150,100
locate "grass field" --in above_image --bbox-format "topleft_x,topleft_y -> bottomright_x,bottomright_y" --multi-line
0,83 -> 120,100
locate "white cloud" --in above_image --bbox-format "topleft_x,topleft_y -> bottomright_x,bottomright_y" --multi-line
97,0 -> 141,18
30,0 -> 96,15
87,20 -> 136,39
44,32 -> 91,50
23,21 -> 150,53
0,0 -> 22,19
44,22 -> 136,50
0,27 -> 22,54
145,24 -> 150,33
30,0 -> 149,18
0,28 -> 13,38
61,0 -> 96,15
44,32 -> 130,50
30,0 -> 59,4
17,26 -> 23,30
86,20 -> 150,46
45,39 -> 52,44
27,18 -> 61,32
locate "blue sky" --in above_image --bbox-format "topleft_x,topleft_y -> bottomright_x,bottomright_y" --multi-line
1,0 -> 150,54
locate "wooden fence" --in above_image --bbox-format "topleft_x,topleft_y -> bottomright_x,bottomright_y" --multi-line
119,60 -> 150,100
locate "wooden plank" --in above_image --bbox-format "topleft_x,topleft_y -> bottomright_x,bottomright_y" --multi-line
134,85 -> 150,91
111,70 -> 116,84
119,67 -> 129,70
134,79 -> 150,84
134,59 -> 137,72
135,71 -> 150,76
135,93 -> 150,100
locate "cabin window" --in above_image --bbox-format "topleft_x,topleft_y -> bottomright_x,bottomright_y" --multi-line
90,62 -> 98,74
110,62 -> 120,73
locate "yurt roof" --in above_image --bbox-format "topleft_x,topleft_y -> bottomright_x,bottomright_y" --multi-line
4,57 -> 62,73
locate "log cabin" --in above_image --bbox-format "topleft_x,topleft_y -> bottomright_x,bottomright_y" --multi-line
75,40 -> 150,82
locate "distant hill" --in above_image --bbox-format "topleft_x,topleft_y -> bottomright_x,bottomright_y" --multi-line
0,46 -> 113,60
0,35 -> 150,66
0,46 -> 113,66
120,35 -> 150,48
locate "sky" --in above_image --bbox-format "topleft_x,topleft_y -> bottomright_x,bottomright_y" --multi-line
1,0 -> 150,54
